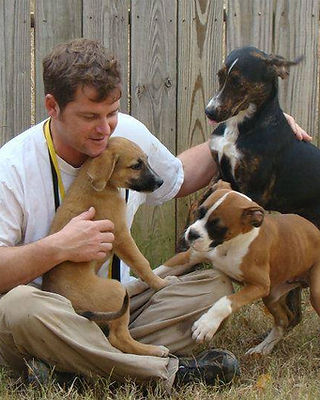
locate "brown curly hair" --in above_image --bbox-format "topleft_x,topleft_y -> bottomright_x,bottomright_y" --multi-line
43,38 -> 122,111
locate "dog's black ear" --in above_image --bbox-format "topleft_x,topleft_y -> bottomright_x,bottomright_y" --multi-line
242,206 -> 265,227
87,151 -> 118,191
266,54 -> 304,79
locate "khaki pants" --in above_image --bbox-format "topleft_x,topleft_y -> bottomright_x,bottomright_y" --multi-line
0,270 -> 233,389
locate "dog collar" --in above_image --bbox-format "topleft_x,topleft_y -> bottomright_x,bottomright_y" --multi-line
43,118 -> 65,209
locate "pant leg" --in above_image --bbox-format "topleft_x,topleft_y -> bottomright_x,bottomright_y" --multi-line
129,269 -> 233,355
0,285 -> 177,388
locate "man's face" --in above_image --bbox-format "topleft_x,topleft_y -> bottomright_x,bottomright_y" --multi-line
48,85 -> 120,167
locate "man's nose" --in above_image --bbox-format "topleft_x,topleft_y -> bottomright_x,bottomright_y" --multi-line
96,118 -> 111,135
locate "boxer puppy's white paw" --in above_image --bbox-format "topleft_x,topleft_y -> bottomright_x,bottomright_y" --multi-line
245,343 -> 271,356
192,313 -> 220,342
192,296 -> 232,342
245,326 -> 284,356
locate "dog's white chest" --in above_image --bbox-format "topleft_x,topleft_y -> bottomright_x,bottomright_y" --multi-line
210,125 -> 241,177
209,105 -> 257,177
207,228 -> 260,281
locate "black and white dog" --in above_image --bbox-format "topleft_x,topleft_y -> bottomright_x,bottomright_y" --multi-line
205,46 -> 320,327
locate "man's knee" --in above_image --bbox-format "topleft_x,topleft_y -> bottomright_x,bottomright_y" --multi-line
0,285 -> 69,329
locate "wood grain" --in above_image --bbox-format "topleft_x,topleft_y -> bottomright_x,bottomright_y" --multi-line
176,0 -> 224,239
226,0 -> 273,53
274,0 -> 319,143
0,0 -> 31,144
130,0 -> 177,264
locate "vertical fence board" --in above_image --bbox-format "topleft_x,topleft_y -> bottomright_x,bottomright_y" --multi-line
130,0 -> 177,265
0,0 -> 30,144
176,0 -> 224,239
34,0 -> 82,123
83,0 -> 129,113
226,0 -> 273,53
274,0 -> 319,144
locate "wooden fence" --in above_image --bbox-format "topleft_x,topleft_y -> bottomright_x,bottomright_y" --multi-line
0,0 -> 319,265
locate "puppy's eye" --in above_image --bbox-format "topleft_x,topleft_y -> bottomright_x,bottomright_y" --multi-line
197,207 -> 207,220
229,75 -> 242,88
130,160 -> 143,170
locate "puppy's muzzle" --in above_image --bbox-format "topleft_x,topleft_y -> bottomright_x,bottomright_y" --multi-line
129,164 -> 164,192
205,101 -> 230,123
185,228 -> 201,244
144,164 -> 163,191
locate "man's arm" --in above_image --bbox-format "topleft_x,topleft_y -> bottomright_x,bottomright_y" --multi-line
175,114 -> 311,199
175,141 -> 218,198
0,207 -> 114,294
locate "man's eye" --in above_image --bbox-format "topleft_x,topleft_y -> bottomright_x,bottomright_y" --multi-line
109,110 -> 119,117
130,160 -> 143,170
83,115 -> 96,120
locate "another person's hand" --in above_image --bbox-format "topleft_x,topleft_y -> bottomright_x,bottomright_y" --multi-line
283,113 -> 312,142
54,206 -> 114,263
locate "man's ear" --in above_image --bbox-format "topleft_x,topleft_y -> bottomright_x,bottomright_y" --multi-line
242,206 -> 265,227
87,151 -> 118,191
266,54 -> 304,80
45,94 -> 60,118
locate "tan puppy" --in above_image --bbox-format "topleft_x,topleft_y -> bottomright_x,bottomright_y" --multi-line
162,180 -> 320,355
42,137 -> 170,357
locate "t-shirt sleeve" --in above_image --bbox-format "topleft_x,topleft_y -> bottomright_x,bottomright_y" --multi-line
145,134 -> 184,206
0,165 -> 24,246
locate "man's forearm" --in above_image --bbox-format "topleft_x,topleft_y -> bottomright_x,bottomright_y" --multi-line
176,141 -> 218,198
0,234 -> 65,294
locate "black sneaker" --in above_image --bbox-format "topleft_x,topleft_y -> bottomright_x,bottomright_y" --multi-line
174,349 -> 240,386
25,358 -> 80,388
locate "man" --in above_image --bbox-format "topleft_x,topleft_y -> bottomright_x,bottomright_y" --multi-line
0,38 -> 309,389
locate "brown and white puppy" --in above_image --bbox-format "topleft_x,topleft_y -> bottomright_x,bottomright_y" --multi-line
162,180 -> 320,355
42,136 -> 170,357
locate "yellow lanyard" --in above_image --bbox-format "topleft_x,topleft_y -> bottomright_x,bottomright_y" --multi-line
43,119 -> 65,203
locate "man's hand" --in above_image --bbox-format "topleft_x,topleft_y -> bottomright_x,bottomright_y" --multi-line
283,113 -> 312,141
54,206 -> 115,263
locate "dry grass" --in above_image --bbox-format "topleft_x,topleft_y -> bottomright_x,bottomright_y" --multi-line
1,289 -> 320,400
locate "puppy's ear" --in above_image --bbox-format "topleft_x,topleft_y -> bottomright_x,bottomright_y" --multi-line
87,151 -> 118,191
212,179 -> 232,192
266,54 -> 304,79
242,206 -> 265,227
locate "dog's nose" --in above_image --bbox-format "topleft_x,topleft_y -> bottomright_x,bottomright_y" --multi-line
187,229 -> 200,242
205,103 -> 221,121
155,176 -> 164,189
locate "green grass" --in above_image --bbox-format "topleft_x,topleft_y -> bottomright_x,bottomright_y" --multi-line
1,290 -> 320,399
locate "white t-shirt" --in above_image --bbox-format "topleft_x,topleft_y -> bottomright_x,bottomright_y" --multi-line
0,113 -> 184,286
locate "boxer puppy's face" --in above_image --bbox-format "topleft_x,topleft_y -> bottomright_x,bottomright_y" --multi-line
184,188 -> 264,252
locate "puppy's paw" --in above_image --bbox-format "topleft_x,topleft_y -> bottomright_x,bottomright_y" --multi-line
245,343 -> 272,356
163,275 -> 180,285
191,314 -> 219,343
154,345 -> 170,357
152,275 -> 180,290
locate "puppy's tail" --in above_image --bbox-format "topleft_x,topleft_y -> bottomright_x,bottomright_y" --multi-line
78,290 -> 129,322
